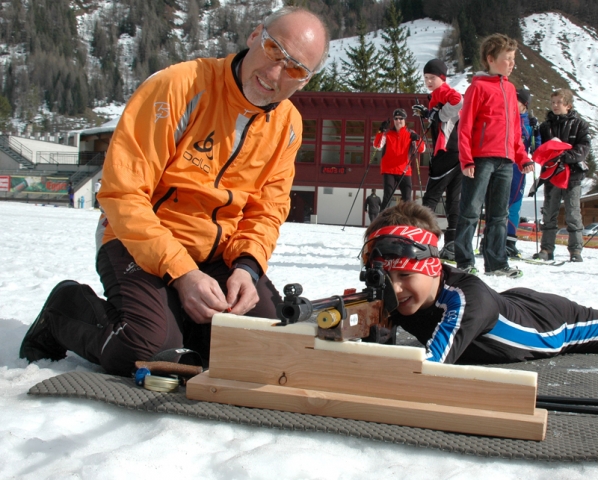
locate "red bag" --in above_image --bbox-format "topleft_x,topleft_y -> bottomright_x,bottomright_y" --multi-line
532,139 -> 573,189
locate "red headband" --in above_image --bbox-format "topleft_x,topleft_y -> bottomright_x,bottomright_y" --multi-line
366,226 -> 442,277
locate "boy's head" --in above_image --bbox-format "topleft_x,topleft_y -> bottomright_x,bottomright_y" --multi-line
362,202 -> 442,315
480,34 -> 517,76
517,88 -> 530,113
550,88 -> 573,115
423,59 -> 447,92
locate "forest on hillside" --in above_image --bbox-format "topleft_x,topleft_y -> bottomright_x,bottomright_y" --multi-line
0,0 -> 596,131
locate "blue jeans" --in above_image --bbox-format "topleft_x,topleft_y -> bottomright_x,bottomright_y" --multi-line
455,158 -> 513,272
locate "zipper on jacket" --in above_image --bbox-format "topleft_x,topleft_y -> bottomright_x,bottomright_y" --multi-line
206,113 -> 258,262
500,76 -> 509,158
479,123 -> 486,149
153,187 -> 177,213
204,190 -> 233,263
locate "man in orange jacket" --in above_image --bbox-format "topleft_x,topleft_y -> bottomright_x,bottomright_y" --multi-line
20,7 -> 330,376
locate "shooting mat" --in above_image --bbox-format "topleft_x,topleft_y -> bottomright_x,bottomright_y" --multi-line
29,352 -> 598,462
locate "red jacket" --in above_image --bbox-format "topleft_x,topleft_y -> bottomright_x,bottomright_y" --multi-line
428,82 -> 462,155
458,73 -> 530,171
373,127 -> 425,176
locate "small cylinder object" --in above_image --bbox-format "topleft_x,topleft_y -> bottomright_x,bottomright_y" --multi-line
317,308 -> 342,329
144,375 -> 179,393
134,367 -> 151,386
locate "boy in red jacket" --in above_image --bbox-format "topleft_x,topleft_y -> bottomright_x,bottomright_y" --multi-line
454,34 -> 534,278
373,108 -> 426,209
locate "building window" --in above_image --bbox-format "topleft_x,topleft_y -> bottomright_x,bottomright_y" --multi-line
321,144 -> 341,164
297,119 -> 317,163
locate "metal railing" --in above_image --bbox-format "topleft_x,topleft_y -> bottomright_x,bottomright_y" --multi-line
7,136 -> 33,163
35,151 -> 106,166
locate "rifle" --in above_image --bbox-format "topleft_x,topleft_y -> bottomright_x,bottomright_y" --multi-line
275,262 -> 398,343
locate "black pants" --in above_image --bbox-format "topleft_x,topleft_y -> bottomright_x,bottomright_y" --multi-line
382,174 -> 412,208
422,162 -> 462,243
49,239 -> 282,376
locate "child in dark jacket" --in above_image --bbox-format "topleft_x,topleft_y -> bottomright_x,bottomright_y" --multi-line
506,88 -> 541,258
455,34 -> 534,278
362,202 -> 598,364
534,88 -> 590,263
412,59 -> 463,262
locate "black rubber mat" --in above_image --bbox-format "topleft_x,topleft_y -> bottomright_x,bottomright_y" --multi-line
28,353 -> 598,462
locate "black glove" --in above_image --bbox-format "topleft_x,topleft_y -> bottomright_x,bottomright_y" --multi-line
529,117 -> 538,127
379,119 -> 391,133
428,107 -> 440,123
412,104 -> 428,118
410,132 -> 420,141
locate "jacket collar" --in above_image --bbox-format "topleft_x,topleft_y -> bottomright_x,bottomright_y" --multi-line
229,49 -> 280,115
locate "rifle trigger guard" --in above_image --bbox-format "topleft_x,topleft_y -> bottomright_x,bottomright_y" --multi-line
330,295 -> 347,320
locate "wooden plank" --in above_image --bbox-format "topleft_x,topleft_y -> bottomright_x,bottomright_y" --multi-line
209,325 -> 536,415
186,373 -> 547,441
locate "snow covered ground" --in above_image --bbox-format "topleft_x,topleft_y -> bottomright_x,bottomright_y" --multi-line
2,201 -> 598,479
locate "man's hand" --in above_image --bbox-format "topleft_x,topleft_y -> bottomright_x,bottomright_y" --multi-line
172,269 -> 229,324
379,119 -> 391,133
410,131 -> 420,142
412,104 -> 428,118
226,268 -> 259,316
462,166 -> 475,178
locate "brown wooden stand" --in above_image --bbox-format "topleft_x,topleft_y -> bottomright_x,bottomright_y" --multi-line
186,314 -> 547,441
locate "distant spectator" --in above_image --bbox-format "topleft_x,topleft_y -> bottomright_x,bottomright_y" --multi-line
364,188 -> 382,222
506,88 -> 541,258
67,182 -> 74,208
373,108 -> 425,209
94,178 -> 102,209
533,88 -> 590,263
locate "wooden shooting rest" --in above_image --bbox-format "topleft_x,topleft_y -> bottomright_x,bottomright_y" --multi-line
186,314 -> 547,441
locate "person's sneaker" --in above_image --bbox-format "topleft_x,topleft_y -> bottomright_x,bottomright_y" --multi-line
19,280 -> 79,362
570,252 -> 583,262
532,250 -> 554,261
459,265 -> 479,275
439,241 -> 455,261
485,266 -> 523,278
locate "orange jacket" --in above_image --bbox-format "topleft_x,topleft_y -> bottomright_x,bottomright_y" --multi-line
97,52 -> 302,283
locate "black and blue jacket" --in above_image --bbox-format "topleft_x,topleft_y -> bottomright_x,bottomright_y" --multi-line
392,264 -> 598,364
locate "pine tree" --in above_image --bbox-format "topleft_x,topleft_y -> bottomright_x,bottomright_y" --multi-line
340,19 -> 381,92
378,0 -> 423,93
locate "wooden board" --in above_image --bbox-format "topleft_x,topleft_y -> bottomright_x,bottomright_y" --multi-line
208,325 -> 537,415
187,373 -> 547,441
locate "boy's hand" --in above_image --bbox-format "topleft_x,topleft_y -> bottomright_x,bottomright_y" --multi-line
521,164 -> 534,174
463,166 -> 475,178
412,104 -> 428,118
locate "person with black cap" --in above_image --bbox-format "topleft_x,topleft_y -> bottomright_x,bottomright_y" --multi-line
505,88 -> 541,258
373,108 -> 425,209
412,58 -> 463,262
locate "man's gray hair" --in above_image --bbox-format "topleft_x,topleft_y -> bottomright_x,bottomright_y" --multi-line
263,7 -> 330,73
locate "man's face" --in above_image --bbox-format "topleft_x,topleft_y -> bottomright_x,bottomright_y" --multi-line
393,117 -> 406,130
241,14 -> 325,106
487,49 -> 516,77
388,270 -> 438,316
424,73 -> 443,92
551,96 -> 571,115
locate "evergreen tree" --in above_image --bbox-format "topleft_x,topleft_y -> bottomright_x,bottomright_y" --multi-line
0,95 -> 12,132
379,0 -> 423,93
340,19 -> 381,92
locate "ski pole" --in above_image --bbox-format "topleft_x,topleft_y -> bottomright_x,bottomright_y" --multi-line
341,148 -> 378,231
